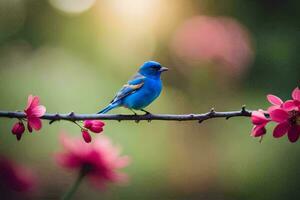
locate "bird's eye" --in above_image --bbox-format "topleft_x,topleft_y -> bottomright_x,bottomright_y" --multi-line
150,66 -> 159,70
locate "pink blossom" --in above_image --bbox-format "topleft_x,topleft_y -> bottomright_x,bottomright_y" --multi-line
265,87 -> 300,142
250,87 -> 300,142
83,120 -> 105,133
11,121 -> 25,141
82,130 -> 92,143
55,134 -> 130,189
171,16 -> 253,76
0,156 -> 36,192
251,110 -> 270,137
24,95 -> 46,132
269,108 -> 300,142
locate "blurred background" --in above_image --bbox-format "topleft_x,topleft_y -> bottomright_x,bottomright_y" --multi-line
0,0 -> 299,199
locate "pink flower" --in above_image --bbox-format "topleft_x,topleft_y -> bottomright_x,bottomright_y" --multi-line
11,121 -> 25,141
269,108 -> 300,142
83,120 -> 105,133
251,110 -> 270,137
24,95 -> 46,132
55,134 -> 130,189
250,87 -> 300,142
171,16 -> 253,77
82,130 -> 92,143
0,156 -> 36,192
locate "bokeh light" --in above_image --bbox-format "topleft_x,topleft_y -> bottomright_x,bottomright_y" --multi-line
49,0 -> 96,14
171,16 -> 254,77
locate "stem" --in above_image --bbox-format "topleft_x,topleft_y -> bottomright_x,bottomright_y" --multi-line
73,121 -> 84,129
62,170 -> 86,200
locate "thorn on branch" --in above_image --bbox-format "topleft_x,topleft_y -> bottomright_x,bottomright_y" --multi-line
49,113 -> 60,124
241,105 -> 247,113
209,108 -> 215,116
69,112 -> 75,117
68,112 -> 75,121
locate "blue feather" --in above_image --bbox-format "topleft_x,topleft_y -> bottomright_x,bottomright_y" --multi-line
97,61 -> 168,114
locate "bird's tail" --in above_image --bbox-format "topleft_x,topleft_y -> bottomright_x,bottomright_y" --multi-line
97,103 -> 119,114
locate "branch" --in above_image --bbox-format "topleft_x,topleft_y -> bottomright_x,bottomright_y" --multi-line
0,106 -> 252,124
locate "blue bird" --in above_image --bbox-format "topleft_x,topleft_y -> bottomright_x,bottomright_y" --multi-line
98,61 -> 168,114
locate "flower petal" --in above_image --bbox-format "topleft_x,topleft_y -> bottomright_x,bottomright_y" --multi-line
25,95 -> 33,110
251,125 -> 266,137
273,122 -> 289,138
292,87 -> 300,101
54,153 -> 81,169
16,132 -> 23,141
28,118 -> 42,131
267,94 -> 283,106
283,100 -> 298,111
25,95 -> 40,111
287,125 -> 300,143
11,122 -> 25,135
84,120 -> 105,133
31,105 -> 46,117
90,126 -> 104,134
114,156 -> 131,168
82,130 -> 92,143
27,123 -> 32,133
83,120 -> 93,129
251,111 -> 269,125
269,109 -> 290,123
267,105 -> 279,113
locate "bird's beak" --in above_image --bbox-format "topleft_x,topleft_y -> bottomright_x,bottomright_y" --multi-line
159,67 -> 168,72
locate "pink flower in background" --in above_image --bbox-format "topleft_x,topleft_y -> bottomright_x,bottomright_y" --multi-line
171,16 -> 253,77
55,134 -> 130,189
24,95 -> 46,132
0,156 -> 36,192
11,121 -> 25,141
251,110 -> 270,137
83,120 -> 105,133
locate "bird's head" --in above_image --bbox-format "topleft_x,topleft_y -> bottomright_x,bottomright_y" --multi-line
138,61 -> 168,79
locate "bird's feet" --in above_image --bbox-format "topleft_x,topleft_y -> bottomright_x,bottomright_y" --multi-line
141,109 -> 152,115
129,109 -> 138,115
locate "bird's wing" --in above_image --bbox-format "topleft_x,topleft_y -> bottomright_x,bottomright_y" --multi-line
110,73 -> 145,104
